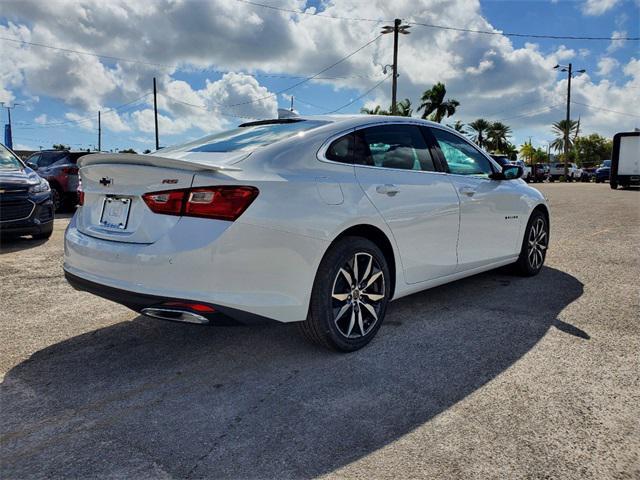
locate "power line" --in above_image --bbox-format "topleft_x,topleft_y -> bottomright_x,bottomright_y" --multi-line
571,100 -> 640,118
160,93 -> 258,120
498,104 -> 560,122
17,93 -> 152,128
236,0 -> 640,41
221,33 -> 383,108
0,36 -> 379,80
324,75 -> 391,114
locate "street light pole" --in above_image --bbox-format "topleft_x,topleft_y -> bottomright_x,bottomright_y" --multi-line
381,19 -> 410,115
98,110 -> 101,152
554,63 -> 585,181
1,102 -> 20,150
153,77 -> 159,151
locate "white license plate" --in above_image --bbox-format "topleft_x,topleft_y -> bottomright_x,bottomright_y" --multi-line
100,197 -> 131,230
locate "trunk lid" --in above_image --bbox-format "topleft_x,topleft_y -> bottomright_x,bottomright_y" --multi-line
76,153 -> 246,244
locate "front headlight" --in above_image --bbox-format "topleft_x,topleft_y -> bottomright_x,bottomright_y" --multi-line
29,178 -> 51,194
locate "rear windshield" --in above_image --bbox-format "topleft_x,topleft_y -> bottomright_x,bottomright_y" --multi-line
161,120 -> 330,154
0,144 -> 24,171
602,160 -> 611,167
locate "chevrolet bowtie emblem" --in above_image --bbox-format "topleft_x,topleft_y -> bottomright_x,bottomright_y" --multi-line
99,177 -> 113,186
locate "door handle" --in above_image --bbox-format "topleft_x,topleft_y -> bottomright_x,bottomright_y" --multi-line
459,186 -> 476,197
376,184 -> 400,196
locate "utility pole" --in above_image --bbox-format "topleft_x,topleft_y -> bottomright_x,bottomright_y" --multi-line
153,77 -> 159,150
381,19 -> 410,115
1,102 -> 20,150
290,95 -> 294,112
98,110 -> 101,152
554,63 -> 585,181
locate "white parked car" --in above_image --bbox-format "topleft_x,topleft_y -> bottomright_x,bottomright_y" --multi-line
64,116 -> 550,351
549,162 -> 582,181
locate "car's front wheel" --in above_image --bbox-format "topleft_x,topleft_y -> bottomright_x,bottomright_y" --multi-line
514,211 -> 549,276
299,236 -> 390,352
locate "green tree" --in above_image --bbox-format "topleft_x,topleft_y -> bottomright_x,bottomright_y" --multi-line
417,82 -> 459,123
573,133 -> 612,166
395,99 -> 413,117
447,120 -> 466,133
520,141 -> 536,166
52,144 -> 70,150
550,119 -> 580,153
119,148 -> 137,154
143,149 -> 151,154
360,105 -> 389,115
360,98 -> 412,117
486,122 -> 512,152
467,118 -> 491,149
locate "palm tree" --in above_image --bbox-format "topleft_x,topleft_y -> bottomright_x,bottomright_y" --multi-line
396,98 -> 412,117
447,120 -> 466,133
417,82 -> 460,123
550,119 -> 579,153
520,141 -> 535,166
467,118 -> 491,149
360,105 -> 388,115
486,122 -> 512,152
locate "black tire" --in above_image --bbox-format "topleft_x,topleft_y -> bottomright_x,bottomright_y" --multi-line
549,176 -> 555,182
298,236 -> 390,352
514,211 -> 549,276
610,181 -> 618,189
32,223 -> 53,240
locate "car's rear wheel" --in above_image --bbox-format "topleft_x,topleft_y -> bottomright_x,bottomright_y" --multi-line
299,236 -> 390,352
514,211 -> 548,276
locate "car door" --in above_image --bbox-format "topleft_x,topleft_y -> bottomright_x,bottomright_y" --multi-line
427,127 -> 526,271
353,123 -> 460,284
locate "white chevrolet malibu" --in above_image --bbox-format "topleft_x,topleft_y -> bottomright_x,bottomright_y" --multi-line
64,115 -> 549,351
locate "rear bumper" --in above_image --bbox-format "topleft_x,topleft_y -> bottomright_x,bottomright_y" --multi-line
64,214 -> 328,323
64,271 -> 273,325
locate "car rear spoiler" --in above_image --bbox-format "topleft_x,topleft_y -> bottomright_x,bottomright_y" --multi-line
77,153 -> 244,172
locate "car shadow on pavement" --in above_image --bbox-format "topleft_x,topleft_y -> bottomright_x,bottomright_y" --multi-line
0,236 -> 49,254
0,266 -> 583,479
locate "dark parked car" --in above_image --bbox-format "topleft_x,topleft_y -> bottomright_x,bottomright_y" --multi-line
580,167 -> 596,182
595,160 -> 611,183
0,143 -> 54,239
25,150 -> 85,212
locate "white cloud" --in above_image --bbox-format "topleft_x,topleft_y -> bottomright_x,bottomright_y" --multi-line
607,30 -> 628,53
597,57 -> 620,76
582,0 -> 620,15
1,0 -> 638,148
34,114 -> 47,124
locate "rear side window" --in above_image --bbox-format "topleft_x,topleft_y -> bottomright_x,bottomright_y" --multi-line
356,124 -> 436,171
430,128 -> 493,176
325,133 -> 353,163
68,153 -> 85,164
39,151 -> 68,167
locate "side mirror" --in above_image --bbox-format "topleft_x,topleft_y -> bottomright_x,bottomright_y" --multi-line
26,161 -> 38,170
490,164 -> 523,180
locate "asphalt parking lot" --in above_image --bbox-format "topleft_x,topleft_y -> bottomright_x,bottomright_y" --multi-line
1,183 -> 639,479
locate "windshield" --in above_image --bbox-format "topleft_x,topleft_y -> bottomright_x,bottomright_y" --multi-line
602,160 -> 611,167
161,120 -> 330,154
0,144 -> 24,171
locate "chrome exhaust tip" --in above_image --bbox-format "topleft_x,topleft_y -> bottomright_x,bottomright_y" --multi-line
141,307 -> 210,325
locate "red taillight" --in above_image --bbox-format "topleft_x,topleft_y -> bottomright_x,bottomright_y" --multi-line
62,166 -> 79,175
162,302 -> 216,313
78,189 -> 85,206
142,190 -> 186,216
142,186 -> 258,221
185,186 -> 258,221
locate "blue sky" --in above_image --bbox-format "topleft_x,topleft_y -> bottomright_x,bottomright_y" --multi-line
1,0 -> 638,153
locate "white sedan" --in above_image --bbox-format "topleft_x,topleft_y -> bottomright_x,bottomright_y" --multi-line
64,115 -> 550,351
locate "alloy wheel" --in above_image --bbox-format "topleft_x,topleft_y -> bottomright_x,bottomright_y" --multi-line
331,252 -> 385,339
527,217 -> 547,271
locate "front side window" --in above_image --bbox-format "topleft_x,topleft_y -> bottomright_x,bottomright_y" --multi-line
430,128 -> 493,176
356,124 -> 435,171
